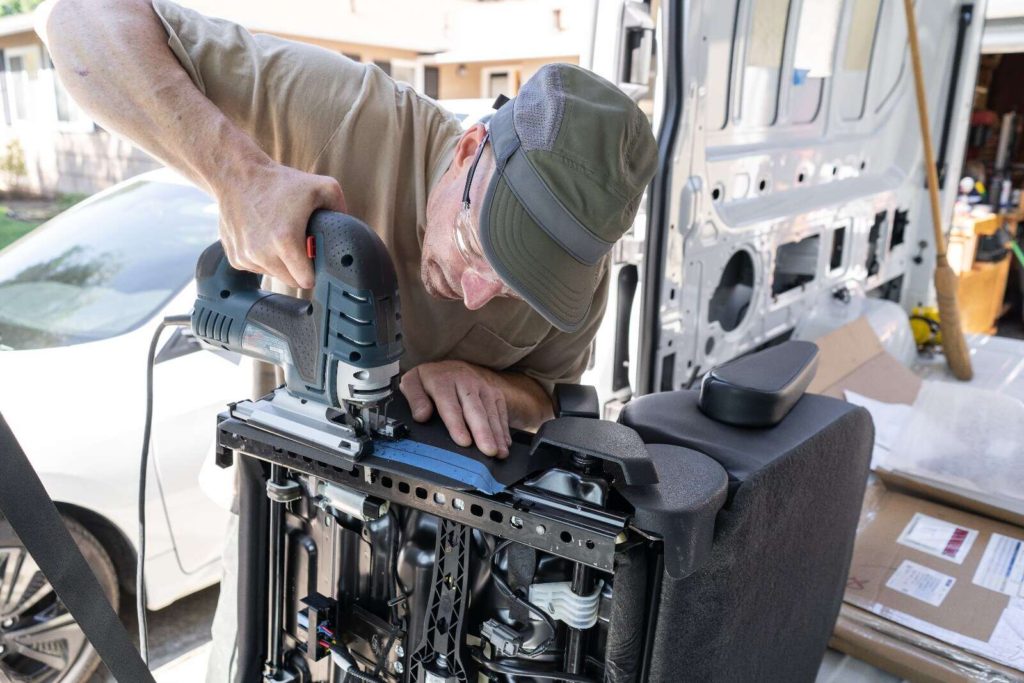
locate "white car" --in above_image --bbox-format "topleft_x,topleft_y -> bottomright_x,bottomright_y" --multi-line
0,169 -> 243,681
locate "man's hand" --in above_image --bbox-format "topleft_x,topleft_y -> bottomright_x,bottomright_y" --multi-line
399,361 -> 516,458
216,162 -> 346,290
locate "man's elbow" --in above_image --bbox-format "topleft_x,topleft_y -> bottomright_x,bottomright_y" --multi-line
39,0 -> 148,49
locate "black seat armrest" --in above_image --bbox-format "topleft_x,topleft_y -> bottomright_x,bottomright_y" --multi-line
553,383 -> 600,419
698,340 -> 818,428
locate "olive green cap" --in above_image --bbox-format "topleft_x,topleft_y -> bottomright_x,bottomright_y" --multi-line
479,63 -> 658,332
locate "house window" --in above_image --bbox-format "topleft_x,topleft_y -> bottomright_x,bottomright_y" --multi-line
46,51 -> 91,130
390,60 -> 418,89
342,52 -> 361,62
53,72 -> 90,128
424,66 -> 439,99
1,45 -> 92,131
4,46 -> 41,124
374,60 -> 392,76
483,67 -> 519,99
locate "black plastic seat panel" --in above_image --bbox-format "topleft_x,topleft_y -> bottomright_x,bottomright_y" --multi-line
620,389 -> 864,499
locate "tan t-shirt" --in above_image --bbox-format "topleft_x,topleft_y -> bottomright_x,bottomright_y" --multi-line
152,0 -> 608,396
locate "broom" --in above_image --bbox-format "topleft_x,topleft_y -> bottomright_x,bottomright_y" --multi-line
903,0 -> 973,380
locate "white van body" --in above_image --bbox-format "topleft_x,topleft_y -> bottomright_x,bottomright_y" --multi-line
580,0 -> 989,411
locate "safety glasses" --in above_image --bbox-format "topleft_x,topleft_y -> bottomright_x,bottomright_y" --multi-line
455,130 -> 521,300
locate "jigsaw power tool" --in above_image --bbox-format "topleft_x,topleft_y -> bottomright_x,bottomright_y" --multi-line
191,210 -> 407,457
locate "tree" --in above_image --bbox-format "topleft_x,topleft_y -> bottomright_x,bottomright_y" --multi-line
0,0 -> 44,16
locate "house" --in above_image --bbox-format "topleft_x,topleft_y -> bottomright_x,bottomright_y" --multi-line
0,0 -> 585,197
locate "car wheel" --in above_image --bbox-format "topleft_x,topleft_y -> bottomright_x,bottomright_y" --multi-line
0,513 -> 120,682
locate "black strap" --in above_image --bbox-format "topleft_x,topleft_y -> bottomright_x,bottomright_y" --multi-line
0,413 -> 156,683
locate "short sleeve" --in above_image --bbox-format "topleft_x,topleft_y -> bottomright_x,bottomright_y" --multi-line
511,262 -> 610,395
151,0 -> 417,174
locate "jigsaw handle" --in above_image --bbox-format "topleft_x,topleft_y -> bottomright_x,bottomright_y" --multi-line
192,210 -> 403,405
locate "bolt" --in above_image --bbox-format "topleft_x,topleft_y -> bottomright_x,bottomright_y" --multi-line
1,618 -> 13,628
324,514 -> 332,528
535,524 -> 546,535
394,660 -> 404,674
395,644 -> 405,658
0,644 -> 6,656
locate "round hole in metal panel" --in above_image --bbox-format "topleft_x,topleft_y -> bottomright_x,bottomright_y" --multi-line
707,250 -> 755,332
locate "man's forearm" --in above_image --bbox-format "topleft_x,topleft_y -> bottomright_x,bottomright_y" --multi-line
487,369 -> 554,432
43,0 -> 268,196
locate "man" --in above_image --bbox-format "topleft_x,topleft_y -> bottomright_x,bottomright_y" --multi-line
42,0 -> 656,676
43,0 -> 656,455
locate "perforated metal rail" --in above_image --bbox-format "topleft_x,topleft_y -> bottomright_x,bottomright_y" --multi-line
217,415 -> 626,572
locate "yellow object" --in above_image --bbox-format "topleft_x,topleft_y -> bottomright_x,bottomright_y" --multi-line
910,306 -> 941,347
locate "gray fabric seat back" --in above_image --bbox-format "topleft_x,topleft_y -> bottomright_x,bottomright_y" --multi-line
619,390 -> 873,682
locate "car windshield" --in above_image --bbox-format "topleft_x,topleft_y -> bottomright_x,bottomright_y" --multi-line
0,179 -> 218,350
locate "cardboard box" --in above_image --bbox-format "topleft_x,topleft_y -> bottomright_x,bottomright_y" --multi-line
836,482 -> 1024,676
830,605 -> 1024,683
958,256 -> 1012,335
807,317 -> 1024,528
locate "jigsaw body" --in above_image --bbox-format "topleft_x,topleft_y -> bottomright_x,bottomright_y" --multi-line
191,210 -> 406,457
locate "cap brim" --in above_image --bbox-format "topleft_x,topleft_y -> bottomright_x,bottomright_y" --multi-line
479,173 -> 603,333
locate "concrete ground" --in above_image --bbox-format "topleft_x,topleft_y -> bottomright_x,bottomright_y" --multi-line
86,585 -> 219,682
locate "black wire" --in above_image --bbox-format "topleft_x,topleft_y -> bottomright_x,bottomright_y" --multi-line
138,314 -> 192,665
469,647 -> 596,683
487,539 -> 557,657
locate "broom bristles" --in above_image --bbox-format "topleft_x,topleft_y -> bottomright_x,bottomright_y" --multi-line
934,259 -> 973,380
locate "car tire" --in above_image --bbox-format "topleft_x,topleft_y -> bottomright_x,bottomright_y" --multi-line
0,512 -> 120,682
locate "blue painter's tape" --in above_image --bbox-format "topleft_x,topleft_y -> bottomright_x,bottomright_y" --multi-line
373,439 -> 505,495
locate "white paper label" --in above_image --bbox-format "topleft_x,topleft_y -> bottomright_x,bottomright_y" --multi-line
972,533 -> 1024,598
885,560 -> 956,607
868,598 -> 1024,672
896,512 -> 978,565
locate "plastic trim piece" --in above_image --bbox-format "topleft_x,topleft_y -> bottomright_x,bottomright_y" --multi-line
531,417 -> 658,486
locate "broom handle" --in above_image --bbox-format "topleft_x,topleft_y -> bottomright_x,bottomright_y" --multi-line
902,0 -> 973,380
903,0 -> 948,258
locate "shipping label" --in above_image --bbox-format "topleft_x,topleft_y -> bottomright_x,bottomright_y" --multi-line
885,559 -> 956,607
897,512 -> 978,564
972,533 -> 1024,598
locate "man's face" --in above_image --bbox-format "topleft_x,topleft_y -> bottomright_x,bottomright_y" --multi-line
421,125 -> 520,310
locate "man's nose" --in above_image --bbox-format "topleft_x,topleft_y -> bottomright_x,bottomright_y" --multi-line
460,270 -> 504,310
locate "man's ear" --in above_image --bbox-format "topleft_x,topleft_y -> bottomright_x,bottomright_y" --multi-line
452,123 -> 488,171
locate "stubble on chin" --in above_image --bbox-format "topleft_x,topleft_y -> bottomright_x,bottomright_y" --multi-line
420,256 -> 458,300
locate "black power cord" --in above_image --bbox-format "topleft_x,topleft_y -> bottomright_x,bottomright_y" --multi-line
138,313 -> 192,664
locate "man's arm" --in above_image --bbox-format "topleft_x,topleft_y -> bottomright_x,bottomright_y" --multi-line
399,266 -> 609,458
399,362 -> 554,460
42,0 -> 344,288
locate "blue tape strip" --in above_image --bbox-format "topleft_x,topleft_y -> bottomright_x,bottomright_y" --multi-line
373,439 -> 505,495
